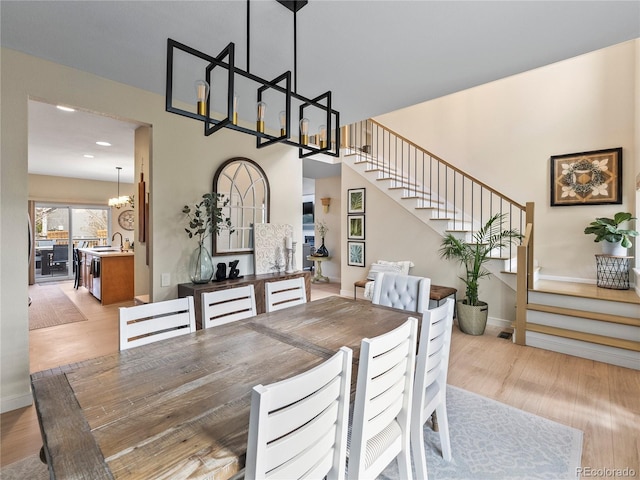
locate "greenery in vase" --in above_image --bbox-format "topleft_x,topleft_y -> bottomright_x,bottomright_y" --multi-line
584,212 -> 638,248
439,213 -> 522,306
182,193 -> 233,246
316,220 -> 329,239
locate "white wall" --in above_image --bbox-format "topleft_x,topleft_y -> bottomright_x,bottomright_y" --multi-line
375,39 -> 638,283
1,48 -> 302,412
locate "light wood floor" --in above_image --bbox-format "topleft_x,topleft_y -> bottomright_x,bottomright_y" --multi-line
2,280 -> 639,476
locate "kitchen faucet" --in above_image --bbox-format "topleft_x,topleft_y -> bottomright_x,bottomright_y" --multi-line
112,232 -> 123,250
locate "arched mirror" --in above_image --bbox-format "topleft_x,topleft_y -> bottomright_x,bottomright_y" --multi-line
213,157 -> 270,254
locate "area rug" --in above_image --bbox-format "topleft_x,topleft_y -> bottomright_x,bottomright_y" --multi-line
1,386 -> 583,480
0,454 -> 48,480
28,283 -> 87,330
379,385 -> 583,480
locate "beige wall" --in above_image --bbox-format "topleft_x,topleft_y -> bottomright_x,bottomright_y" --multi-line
340,39 -> 638,325
375,39 -> 638,282
1,48 -> 303,412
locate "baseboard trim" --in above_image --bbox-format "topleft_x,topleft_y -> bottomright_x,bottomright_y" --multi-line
1,391 -> 33,414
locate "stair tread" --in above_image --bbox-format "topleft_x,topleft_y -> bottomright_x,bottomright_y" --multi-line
527,302 -> 640,327
533,279 -> 640,305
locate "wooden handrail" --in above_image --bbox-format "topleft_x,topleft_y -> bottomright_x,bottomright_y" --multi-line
368,119 -> 526,210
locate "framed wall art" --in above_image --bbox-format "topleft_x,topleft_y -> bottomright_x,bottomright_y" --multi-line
348,215 -> 365,240
348,188 -> 365,214
550,147 -> 622,206
347,241 -> 365,267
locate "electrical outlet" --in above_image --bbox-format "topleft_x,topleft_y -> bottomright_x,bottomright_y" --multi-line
161,273 -> 170,287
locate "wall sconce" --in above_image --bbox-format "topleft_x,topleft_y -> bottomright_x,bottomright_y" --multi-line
321,197 -> 331,213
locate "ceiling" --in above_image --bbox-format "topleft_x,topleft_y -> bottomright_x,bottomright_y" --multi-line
3,1 -> 639,183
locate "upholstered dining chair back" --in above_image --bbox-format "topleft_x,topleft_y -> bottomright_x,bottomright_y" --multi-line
265,277 -> 307,312
119,296 -> 196,350
202,285 -> 257,328
348,317 -> 418,480
411,298 -> 455,479
371,272 -> 430,313
245,347 -> 353,480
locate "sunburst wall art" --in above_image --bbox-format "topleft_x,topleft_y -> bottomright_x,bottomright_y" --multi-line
550,147 -> 622,206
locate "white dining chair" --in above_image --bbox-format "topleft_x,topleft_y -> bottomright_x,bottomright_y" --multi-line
119,296 -> 196,350
348,317 -> 418,480
245,346 -> 353,480
410,298 -> 455,479
201,285 -> 257,328
371,272 -> 431,313
265,277 -> 307,312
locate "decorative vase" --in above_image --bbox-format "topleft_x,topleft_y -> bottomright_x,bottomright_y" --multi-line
456,300 -> 488,335
601,240 -> 627,257
316,237 -> 329,257
189,244 -> 214,284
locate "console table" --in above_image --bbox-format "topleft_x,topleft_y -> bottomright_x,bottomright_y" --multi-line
178,271 -> 311,329
307,255 -> 331,283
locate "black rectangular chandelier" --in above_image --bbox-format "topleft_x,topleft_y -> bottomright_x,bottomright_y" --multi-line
165,1 -> 340,158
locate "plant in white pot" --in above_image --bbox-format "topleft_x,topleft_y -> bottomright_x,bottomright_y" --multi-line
440,213 -> 522,335
584,212 -> 638,256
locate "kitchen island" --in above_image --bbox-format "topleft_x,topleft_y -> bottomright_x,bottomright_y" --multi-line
79,247 -> 134,305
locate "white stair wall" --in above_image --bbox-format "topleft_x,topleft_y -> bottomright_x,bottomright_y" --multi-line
344,154 -> 517,290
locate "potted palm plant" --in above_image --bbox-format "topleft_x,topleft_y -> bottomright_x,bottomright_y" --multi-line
584,212 -> 638,256
440,213 -> 522,335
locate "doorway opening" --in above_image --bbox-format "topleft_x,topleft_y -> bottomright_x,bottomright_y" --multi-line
33,203 -> 110,283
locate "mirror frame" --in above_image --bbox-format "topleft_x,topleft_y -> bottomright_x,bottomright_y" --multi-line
212,157 -> 270,255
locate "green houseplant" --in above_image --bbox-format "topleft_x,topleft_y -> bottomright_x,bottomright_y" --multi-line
584,212 -> 638,255
182,193 -> 232,283
440,213 -> 522,335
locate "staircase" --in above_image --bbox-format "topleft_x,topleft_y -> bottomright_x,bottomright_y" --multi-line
342,119 -> 640,369
522,280 -> 640,369
342,119 -> 532,289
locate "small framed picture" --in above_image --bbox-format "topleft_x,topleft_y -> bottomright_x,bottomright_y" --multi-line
550,147 -> 622,206
348,215 -> 365,240
348,241 -> 365,267
348,188 -> 365,214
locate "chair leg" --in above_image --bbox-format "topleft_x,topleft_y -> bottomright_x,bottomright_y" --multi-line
397,448 -> 413,480
435,402 -> 452,461
411,412 -> 429,480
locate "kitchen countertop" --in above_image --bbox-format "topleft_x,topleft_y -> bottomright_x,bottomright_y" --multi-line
78,247 -> 134,258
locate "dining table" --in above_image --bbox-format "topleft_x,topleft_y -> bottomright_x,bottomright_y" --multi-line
30,295 -> 415,479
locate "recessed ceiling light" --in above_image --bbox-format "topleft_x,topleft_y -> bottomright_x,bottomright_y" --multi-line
83,154 -> 95,158
96,141 -> 112,147
56,105 -> 75,112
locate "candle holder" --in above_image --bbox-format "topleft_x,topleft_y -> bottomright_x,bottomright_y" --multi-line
285,246 -> 294,273
291,241 -> 297,272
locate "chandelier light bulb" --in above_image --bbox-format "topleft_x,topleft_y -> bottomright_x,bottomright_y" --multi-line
256,101 -> 267,133
233,92 -> 238,125
318,124 -> 327,149
300,118 -> 309,146
195,80 -> 209,116
279,110 -> 287,136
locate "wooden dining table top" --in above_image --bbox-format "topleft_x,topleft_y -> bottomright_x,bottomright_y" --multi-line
30,296 -> 415,480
